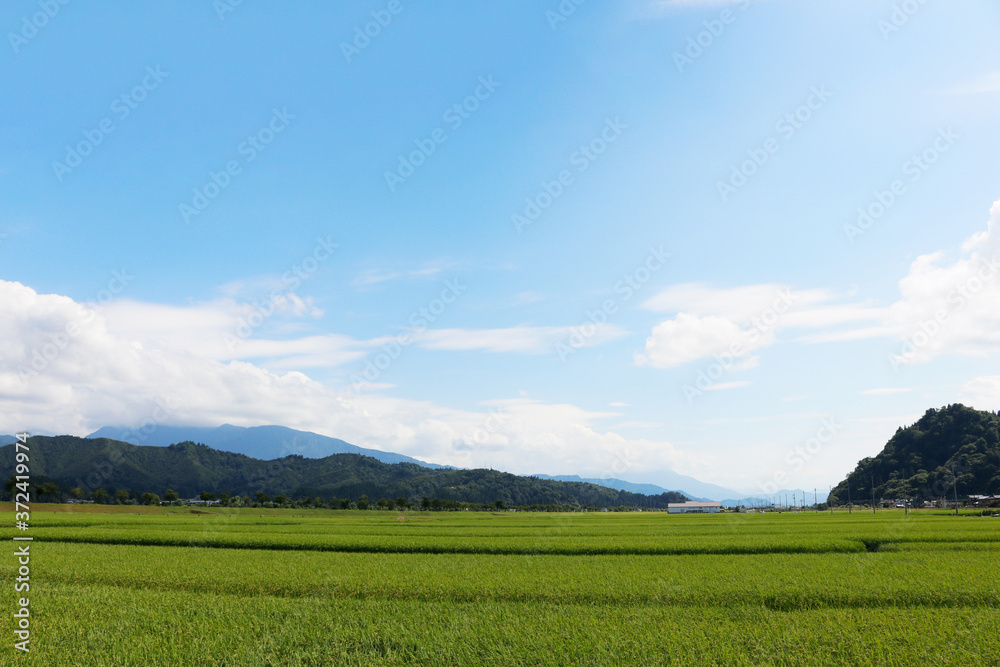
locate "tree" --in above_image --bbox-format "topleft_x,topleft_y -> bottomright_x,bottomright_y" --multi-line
375,497 -> 390,509
339,498 -> 350,510
313,497 -> 325,509
396,497 -> 409,511
92,488 -> 109,504
274,495 -> 287,506
141,492 -> 160,506
220,492 -> 231,505
200,491 -> 216,502
494,499 -> 505,510
69,487 -> 86,500
356,495 -> 369,510
421,496 -> 431,511
164,489 -> 179,502
35,481 -> 60,502
256,492 -> 270,505
115,489 -> 130,504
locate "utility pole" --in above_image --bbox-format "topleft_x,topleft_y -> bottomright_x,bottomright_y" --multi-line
871,474 -> 876,515
953,468 -> 960,517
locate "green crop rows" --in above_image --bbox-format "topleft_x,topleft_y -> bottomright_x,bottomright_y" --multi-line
2,507 -> 998,665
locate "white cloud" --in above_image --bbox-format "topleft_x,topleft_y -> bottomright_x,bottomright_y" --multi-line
878,200 -> 1000,365
100,298 -> 368,368
704,381 -> 751,392
637,283 -> 882,368
0,280 -> 706,479
635,313 -> 773,368
352,263 -> 456,289
639,197 -> 1000,368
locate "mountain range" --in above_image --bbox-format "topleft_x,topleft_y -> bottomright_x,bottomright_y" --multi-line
0,423 -> 828,504
87,424 -> 447,468
86,424 -> 741,501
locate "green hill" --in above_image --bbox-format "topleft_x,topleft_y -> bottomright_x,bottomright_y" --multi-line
829,404 -> 1000,504
1,435 -> 688,508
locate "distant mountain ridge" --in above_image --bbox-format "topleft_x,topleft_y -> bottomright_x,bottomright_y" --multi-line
531,474 -> 711,502
1,435 -> 689,508
84,423 -> 750,502
87,424 -> 448,469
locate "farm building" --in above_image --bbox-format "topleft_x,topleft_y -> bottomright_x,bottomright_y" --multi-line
667,501 -> 722,514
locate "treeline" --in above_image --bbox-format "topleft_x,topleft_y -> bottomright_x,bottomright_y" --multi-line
0,436 -> 688,509
830,404 -> 1000,504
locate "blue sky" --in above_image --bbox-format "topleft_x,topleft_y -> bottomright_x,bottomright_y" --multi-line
3,0 -> 1000,494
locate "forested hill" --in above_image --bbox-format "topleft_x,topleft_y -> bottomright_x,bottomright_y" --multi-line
829,404 -> 1000,503
1,436 -> 688,508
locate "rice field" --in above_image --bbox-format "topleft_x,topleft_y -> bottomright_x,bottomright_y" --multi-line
2,505 -> 998,665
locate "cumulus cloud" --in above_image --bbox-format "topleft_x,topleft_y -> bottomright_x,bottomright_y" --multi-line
830,198 -> 1000,365
0,280 -> 702,478
635,313 -> 773,368
638,197 -> 1000,369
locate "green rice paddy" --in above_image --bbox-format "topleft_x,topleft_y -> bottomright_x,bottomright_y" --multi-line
2,506 -> 998,665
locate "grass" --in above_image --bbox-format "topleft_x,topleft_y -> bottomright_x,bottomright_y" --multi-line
2,505 -> 998,665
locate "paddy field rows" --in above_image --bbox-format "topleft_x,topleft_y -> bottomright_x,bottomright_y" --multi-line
2,506 -> 998,665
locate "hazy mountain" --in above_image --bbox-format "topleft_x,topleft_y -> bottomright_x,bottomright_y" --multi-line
0,435 -> 17,446
829,404 -> 1000,503
613,469 -> 750,503
531,474 -> 709,501
1,435 -> 688,508
86,424 -> 447,469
